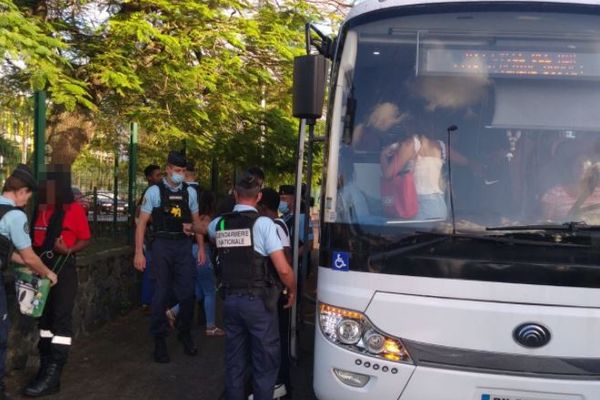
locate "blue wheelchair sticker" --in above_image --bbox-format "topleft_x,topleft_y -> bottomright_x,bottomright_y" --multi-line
331,251 -> 349,271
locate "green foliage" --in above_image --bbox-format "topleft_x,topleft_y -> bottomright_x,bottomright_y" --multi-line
0,0 -> 93,110
3,0 -> 347,192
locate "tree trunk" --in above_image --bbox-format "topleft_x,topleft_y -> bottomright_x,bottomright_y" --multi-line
46,109 -> 94,166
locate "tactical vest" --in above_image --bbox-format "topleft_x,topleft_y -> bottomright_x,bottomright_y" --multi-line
150,181 -> 192,238
215,211 -> 277,290
0,205 -> 18,271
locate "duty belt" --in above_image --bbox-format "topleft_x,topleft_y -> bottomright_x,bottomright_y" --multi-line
153,231 -> 188,240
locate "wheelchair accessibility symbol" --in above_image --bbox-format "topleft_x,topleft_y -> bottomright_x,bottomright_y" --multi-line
331,251 -> 349,271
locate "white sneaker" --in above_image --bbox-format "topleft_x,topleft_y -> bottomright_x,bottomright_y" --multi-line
273,384 -> 287,398
247,384 -> 287,400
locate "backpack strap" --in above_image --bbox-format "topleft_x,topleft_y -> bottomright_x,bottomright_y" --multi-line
438,140 -> 447,161
39,208 -> 66,253
182,182 -> 189,209
274,219 -> 290,242
156,181 -> 168,208
0,205 -> 17,222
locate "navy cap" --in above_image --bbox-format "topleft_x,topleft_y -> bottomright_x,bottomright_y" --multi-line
167,151 -> 186,168
279,185 -> 295,195
11,164 -> 37,191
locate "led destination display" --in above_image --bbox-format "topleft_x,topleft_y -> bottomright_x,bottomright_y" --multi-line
423,48 -> 600,78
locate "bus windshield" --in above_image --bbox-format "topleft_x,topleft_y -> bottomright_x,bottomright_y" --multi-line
326,9 -> 600,236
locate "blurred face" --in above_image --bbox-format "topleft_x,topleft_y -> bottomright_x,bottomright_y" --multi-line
148,169 -> 162,185
185,170 -> 196,183
45,180 -> 57,205
368,102 -> 407,132
14,188 -> 33,207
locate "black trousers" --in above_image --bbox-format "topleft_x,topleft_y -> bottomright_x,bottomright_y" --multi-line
150,238 -> 196,337
0,277 -> 9,387
276,294 -> 291,391
38,257 -> 77,366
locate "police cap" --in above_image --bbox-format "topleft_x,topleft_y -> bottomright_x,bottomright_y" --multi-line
167,151 -> 186,168
259,188 -> 280,212
279,185 -> 295,195
10,164 -> 37,191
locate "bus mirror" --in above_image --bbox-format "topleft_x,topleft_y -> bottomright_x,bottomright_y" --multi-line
293,54 -> 328,120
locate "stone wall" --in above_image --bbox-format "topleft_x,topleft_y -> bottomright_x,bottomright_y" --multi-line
5,246 -> 137,372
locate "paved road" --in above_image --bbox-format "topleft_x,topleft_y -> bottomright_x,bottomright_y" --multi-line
6,306 -> 317,400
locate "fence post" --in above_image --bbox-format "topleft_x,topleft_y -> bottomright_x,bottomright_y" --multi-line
113,148 -> 118,237
32,91 -> 47,215
128,122 -> 138,244
93,186 -> 98,235
33,90 -> 46,184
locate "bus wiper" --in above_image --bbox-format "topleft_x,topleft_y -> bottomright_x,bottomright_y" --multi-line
424,231 -> 589,248
485,221 -> 600,232
370,236 -> 449,262
372,229 -> 588,262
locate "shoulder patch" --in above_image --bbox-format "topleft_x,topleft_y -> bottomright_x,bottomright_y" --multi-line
23,221 -> 29,234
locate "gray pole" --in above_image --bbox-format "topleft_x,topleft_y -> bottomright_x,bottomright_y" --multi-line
290,118 -> 307,361
128,122 -> 138,244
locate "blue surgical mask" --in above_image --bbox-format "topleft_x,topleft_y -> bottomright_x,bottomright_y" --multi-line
278,200 -> 289,214
171,173 -> 184,185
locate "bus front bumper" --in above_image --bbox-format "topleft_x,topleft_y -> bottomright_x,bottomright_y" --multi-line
313,327 -> 600,400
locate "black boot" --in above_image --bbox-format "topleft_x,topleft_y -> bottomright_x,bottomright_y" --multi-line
178,332 -> 198,356
28,356 -> 50,387
0,381 -> 10,400
23,363 -> 62,397
154,337 -> 170,363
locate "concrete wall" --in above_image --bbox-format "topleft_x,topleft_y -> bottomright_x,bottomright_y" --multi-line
5,246 -> 137,372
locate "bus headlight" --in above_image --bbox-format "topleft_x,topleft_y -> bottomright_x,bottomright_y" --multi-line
319,303 -> 413,364
337,319 -> 362,344
363,330 -> 385,354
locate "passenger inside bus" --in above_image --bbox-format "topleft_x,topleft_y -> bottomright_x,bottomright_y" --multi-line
352,102 -> 409,151
542,148 -> 600,224
379,106 -> 448,221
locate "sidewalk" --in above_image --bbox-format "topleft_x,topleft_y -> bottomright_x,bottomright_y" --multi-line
6,308 -> 317,400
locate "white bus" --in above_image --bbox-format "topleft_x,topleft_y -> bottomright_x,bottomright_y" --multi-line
306,0 -> 600,398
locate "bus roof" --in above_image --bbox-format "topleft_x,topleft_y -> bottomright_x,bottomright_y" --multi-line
348,0 -> 600,20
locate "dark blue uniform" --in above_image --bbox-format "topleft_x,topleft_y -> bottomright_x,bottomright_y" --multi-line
0,198 -> 31,396
209,205 -> 284,400
141,180 -> 199,339
0,206 -> 10,392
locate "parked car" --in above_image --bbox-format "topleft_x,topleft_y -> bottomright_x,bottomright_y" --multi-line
81,193 -> 129,215
72,187 -> 90,213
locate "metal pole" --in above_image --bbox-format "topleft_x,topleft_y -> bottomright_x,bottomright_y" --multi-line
128,122 -> 138,244
33,91 -> 46,181
113,148 -> 119,237
300,121 -> 315,308
93,186 -> 98,235
290,118 -> 307,361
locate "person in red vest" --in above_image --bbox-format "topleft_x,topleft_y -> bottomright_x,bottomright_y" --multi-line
24,167 -> 91,398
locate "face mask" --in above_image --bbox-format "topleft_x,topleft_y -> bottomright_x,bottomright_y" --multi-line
278,201 -> 289,214
171,173 -> 184,185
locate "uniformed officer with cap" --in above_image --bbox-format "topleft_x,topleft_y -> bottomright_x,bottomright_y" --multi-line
0,165 -> 57,398
208,169 -> 296,400
134,151 -> 207,363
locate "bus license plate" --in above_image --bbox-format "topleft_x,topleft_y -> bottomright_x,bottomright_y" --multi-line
481,394 -> 575,400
